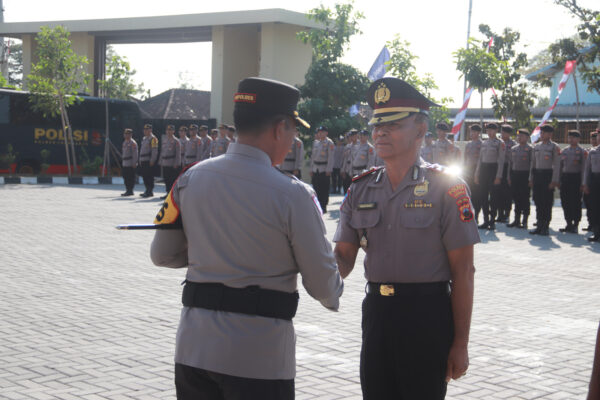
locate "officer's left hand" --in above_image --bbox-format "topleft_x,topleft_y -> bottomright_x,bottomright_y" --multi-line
494,178 -> 501,185
549,182 -> 558,189
445,343 -> 469,382
326,172 -> 331,177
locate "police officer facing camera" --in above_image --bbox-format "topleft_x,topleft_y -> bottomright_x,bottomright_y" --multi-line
334,77 -> 480,399
121,128 -> 138,196
151,77 -> 343,400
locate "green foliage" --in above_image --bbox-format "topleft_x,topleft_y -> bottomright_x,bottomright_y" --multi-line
297,2 -> 368,140
0,74 -> 10,88
297,1 -> 364,64
0,144 -> 17,169
40,149 -> 51,174
79,148 -> 103,175
455,39 -> 506,92
8,41 -> 23,88
26,25 -> 90,118
97,46 -> 145,99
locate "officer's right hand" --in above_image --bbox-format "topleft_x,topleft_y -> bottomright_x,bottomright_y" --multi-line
446,343 -> 469,382
494,178 -> 501,185
474,177 -> 479,185
150,162 -> 155,167
583,185 -> 590,195
528,181 -> 533,188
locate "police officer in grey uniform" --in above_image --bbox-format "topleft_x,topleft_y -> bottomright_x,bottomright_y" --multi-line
474,123 -> 505,230
197,125 -> 212,161
421,132 -> 435,163
310,126 -> 335,213
184,124 -> 201,167
139,123 -> 159,198
351,129 -> 375,176
583,132 -> 600,242
279,136 -> 304,179
529,124 -> 561,236
334,77 -> 479,399
507,129 -> 533,228
341,130 -> 358,193
498,124 -> 517,223
432,122 -> 455,166
178,126 -> 189,168
159,124 -> 182,199
584,131 -> 599,232
150,77 -> 343,399
464,125 -> 482,223
121,128 -> 138,196
210,125 -> 231,157
559,130 -> 587,233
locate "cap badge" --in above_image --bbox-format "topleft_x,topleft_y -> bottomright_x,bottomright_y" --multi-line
374,82 -> 391,104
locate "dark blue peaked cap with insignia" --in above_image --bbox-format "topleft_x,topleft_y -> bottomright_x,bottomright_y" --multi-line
367,77 -> 438,126
234,77 -> 310,129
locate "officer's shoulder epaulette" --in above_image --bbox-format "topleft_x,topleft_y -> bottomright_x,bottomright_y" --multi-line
276,168 -> 300,181
352,166 -> 384,183
423,162 -> 446,174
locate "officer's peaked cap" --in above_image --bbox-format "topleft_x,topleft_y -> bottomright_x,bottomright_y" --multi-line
367,77 -> 438,126
568,129 -> 581,137
517,128 -> 530,136
540,124 -> 554,133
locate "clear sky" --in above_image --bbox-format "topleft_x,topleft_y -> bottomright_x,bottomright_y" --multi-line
2,0 -> 596,107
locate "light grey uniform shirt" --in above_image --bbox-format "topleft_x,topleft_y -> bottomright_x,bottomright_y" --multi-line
351,142 -> 375,173
530,141 -> 561,183
509,144 -> 533,172
121,139 -> 138,167
311,138 -> 335,173
420,143 -> 434,163
280,137 -> 304,172
198,136 -> 212,161
210,137 -> 230,157
502,139 -> 517,165
432,139 -> 455,166
334,159 -> 480,283
184,136 -> 200,165
341,143 -> 356,175
179,137 -> 189,167
464,140 -> 482,175
333,145 -> 345,169
150,143 -> 343,380
475,138 -> 505,180
583,146 -> 600,186
159,136 -> 181,168
560,145 -> 586,178
139,134 -> 159,164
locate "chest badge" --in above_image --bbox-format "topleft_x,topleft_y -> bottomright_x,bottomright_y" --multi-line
414,180 -> 429,196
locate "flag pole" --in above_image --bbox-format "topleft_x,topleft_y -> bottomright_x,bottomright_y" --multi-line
461,0 -> 473,141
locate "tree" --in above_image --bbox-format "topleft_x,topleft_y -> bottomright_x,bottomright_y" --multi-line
26,25 -> 91,176
554,0 -> 600,94
455,39 -> 506,128
479,25 -> 538,129
296,2 -> 369,140
385,35 -> 452,131
8,41 -> 23,88
97,46 -> 145,100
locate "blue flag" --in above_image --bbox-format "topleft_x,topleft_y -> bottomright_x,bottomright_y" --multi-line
367,46 -> 390,81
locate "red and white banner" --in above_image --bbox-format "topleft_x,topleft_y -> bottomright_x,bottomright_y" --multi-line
452,38 -> 494,139
530,60 -> 576,143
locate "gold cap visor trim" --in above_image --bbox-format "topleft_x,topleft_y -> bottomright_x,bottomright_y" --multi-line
373,106 -> 421,115
369,112 -> 411,126
293,111 -> 310,129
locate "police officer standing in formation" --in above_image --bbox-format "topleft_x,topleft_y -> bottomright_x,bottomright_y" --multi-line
197,125 -> 212,161
178,126 -> 189,168
227,125 -> 237,143
448,134 -> 461,163
433,122 -> 455,166
210,124 -> 230,157
121,128 -> 138,196
583,130 -> 600,242
139,123 -> 159,198
279,134 -> 304,179
507,129 -> 533,228
351,129 -> 375,176
150,77 -> 343,400
559,130 -> 587,234
474,122 -> 505,230
584,131 -> 599,232
332,136 -> 345,193
183,124 -> 201,167
159,124 -> 181,199
421,131 -> 435,163
341,129 -> 358,193
529,124 -> 561,236
334,77 -> 479,399
310,126 -> 335,213
498,124 -> 517,223
209,128 -> 218,141
463,125 -> 482,223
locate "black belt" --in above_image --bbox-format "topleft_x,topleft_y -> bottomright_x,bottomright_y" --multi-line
366,281 -> 450,297
314,161 -> 327,165
284,158 -> 295,162
353,165 -> 366,170
140,153 -> 150,157
162,156 -> 175,159
182,281 -> 299,320
123,157 -> 132,160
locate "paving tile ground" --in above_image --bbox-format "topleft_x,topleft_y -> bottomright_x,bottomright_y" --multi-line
1,183 -> 598,399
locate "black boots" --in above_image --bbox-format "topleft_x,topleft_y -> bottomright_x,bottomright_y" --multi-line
520,214 -> 529,229
530,220 -> 548,235
507,212 -> 520,228
559,221 -> 579,234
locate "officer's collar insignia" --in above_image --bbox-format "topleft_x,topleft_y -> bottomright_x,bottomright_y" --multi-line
404,199 -> 433,208
358,202 -> 377,210
374,82 -> 391,104
414,180 -> 429,196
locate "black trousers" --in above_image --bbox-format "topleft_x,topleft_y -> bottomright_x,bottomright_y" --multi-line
163,166 -> 180,194
510,170 -> 530,216
331,168 -> 341,193
560,173 -> 583,224
584,193 -> 594,227
175,363 -> 294,400
140,161 -> 154,194
589,173 -> 600,230
342,174 -> 352,194
478,163 -> 501,223
312,171 -> 330,211
360,289 -> 453,400
499,163 -> 512,214
532,169 -> 554,227
122,166 -> 136,193
464,168 -> 481,219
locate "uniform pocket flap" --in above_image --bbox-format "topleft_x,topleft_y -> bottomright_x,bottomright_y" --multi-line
350,209 -> 381,229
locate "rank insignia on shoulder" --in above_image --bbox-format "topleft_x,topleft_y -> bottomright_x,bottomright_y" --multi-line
352,166 -> 384,182
154,190 -> 182,227
358,202 -> 377,210
447,184 -> 468,199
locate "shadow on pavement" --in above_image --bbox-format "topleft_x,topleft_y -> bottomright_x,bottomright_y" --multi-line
477,228 -> 500,242
527,231 -> 561,250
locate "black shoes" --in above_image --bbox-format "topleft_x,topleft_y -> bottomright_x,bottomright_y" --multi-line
478,222 -> 489,229
507,218 -> 520,228
121,191 -> 133,197
140,192 -> 154,198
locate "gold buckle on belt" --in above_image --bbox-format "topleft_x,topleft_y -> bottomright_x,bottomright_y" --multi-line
379,285 -> 395,296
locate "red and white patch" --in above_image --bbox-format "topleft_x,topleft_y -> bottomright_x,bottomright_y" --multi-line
456,197 -> 474,222
447,184 -> 468,199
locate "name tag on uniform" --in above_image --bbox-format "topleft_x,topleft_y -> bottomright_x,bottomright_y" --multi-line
358,202 -> 377,210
